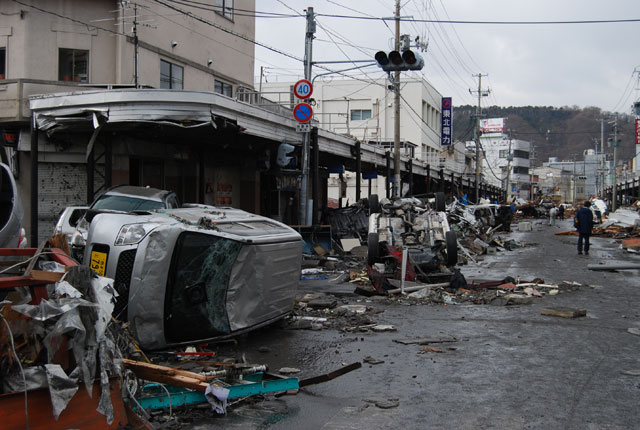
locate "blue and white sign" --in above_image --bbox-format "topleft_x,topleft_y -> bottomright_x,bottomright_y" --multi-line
293,79 -> 313,99
441,97 -> 452,146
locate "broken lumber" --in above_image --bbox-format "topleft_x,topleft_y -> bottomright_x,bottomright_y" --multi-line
540,307 -> 587,318
122,358 -> 210,391
298,362 -> 362,388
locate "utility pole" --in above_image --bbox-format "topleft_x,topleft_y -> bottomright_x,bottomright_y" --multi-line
600,118 -> 605,196
393,0 -> 401,197
611,117 -> 619,211
505,137 -> 513,201
299,7 -> 315,225
133,2 -> 139,87
470,73 -> 488,203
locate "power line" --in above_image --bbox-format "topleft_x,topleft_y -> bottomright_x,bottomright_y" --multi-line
163,0 -> 299,17
610,69 -> 637,113
151,0 -> 304,62
12,0 -> 125,36
314,13 -> 640,25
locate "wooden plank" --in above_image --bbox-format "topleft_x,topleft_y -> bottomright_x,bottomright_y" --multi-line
30,270 -> 65,283
299,362 -> 362,388
541,307 -> 587,318
122,359 -> 210,391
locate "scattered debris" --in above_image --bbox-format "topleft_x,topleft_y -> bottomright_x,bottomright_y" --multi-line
363,397 -> 400,409
627,328 -> 640,336
278,367 -> 301,374
298,362 -> 362,388
393,337 -> 458,345
371,324 -> 396,332
540,307 -> 587,318
363,356 -> 385,365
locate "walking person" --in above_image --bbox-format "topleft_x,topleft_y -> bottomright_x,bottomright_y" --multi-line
574,201 -> 594,255
549,206 -> 557,226
558,204 -> 565,220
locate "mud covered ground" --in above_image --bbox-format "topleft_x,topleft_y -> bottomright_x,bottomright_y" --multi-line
168,217 -> 640,430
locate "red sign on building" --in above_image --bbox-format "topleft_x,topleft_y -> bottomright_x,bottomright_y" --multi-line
636,118 -> 640,145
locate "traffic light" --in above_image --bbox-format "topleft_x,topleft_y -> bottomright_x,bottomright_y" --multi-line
276,142 -> 295,167
374,49 -> 424,72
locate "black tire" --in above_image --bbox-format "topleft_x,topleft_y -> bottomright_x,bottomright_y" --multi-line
369,194 -> 380,214
445,230 -> 458,266
367,232 -> 379,266
435,192 -> 446,212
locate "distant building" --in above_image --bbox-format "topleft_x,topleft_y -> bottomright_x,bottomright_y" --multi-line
543,150 -> 612,199
477,120 -> 531,200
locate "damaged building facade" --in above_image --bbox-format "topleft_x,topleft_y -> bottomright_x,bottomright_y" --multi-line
0,0 -> 264,242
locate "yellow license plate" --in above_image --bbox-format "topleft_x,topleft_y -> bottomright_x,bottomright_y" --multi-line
90,251 -> 107,276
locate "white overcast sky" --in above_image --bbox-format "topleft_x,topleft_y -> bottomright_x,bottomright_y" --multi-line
254,0 -> 640,113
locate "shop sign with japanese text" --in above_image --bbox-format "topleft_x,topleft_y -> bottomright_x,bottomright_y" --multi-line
441,97 -> 452,146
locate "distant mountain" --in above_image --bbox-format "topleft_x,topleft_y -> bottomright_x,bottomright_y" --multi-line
452,105 -> 637,165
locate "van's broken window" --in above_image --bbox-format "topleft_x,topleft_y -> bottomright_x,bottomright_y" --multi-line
164,232 -> 242,343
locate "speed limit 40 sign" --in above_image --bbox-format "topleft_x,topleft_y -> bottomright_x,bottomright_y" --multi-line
293,79 -> 313,99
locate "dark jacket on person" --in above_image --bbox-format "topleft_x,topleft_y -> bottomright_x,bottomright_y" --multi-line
575,207 -> 594,235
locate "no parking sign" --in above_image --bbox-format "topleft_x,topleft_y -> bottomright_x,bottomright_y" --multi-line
293,102 -> 313,123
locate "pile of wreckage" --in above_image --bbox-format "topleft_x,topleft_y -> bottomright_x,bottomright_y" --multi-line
557,205 -> 640,240
0,246 -> 362,429
320,194 -> 527,295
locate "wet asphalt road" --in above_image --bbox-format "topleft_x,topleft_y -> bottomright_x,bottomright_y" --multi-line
187,217 -> 640,430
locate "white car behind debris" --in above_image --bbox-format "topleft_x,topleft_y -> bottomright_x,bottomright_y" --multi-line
71,185 -> 181,261
84,206 -> 302,350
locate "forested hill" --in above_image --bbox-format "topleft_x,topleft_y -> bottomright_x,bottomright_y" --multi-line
452,105 -> 637,165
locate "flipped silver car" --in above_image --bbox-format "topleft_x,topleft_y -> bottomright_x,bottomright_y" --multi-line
84,206 -> 302,350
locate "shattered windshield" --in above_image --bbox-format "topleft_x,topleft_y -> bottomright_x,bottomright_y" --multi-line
164,231 -> 242,342
91,195 -> 165,211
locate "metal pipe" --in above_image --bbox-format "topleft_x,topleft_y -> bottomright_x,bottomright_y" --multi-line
30,115 -> 38,245
387,282 -> 450,295
393,0 -> 401,197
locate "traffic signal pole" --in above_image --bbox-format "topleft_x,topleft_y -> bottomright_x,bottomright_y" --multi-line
393,0 -> 401,198
299,7 -> 315,225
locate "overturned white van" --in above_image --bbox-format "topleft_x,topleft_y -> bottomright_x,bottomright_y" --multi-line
83,206 -> 302,350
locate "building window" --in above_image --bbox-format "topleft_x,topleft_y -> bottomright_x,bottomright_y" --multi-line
350,109 -> 372,121
0,47 -> 5,79
160,60 -> 183,89
214,80 -> 232,97
215,0 -> 234,20
514,166 -> 529,175
499,150 -> 509,158
513,150 -> 529,159
59,48 -> 88,82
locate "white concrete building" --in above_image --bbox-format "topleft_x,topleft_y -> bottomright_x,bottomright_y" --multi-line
260,77 -> 445,166
480,134 -> 531,200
